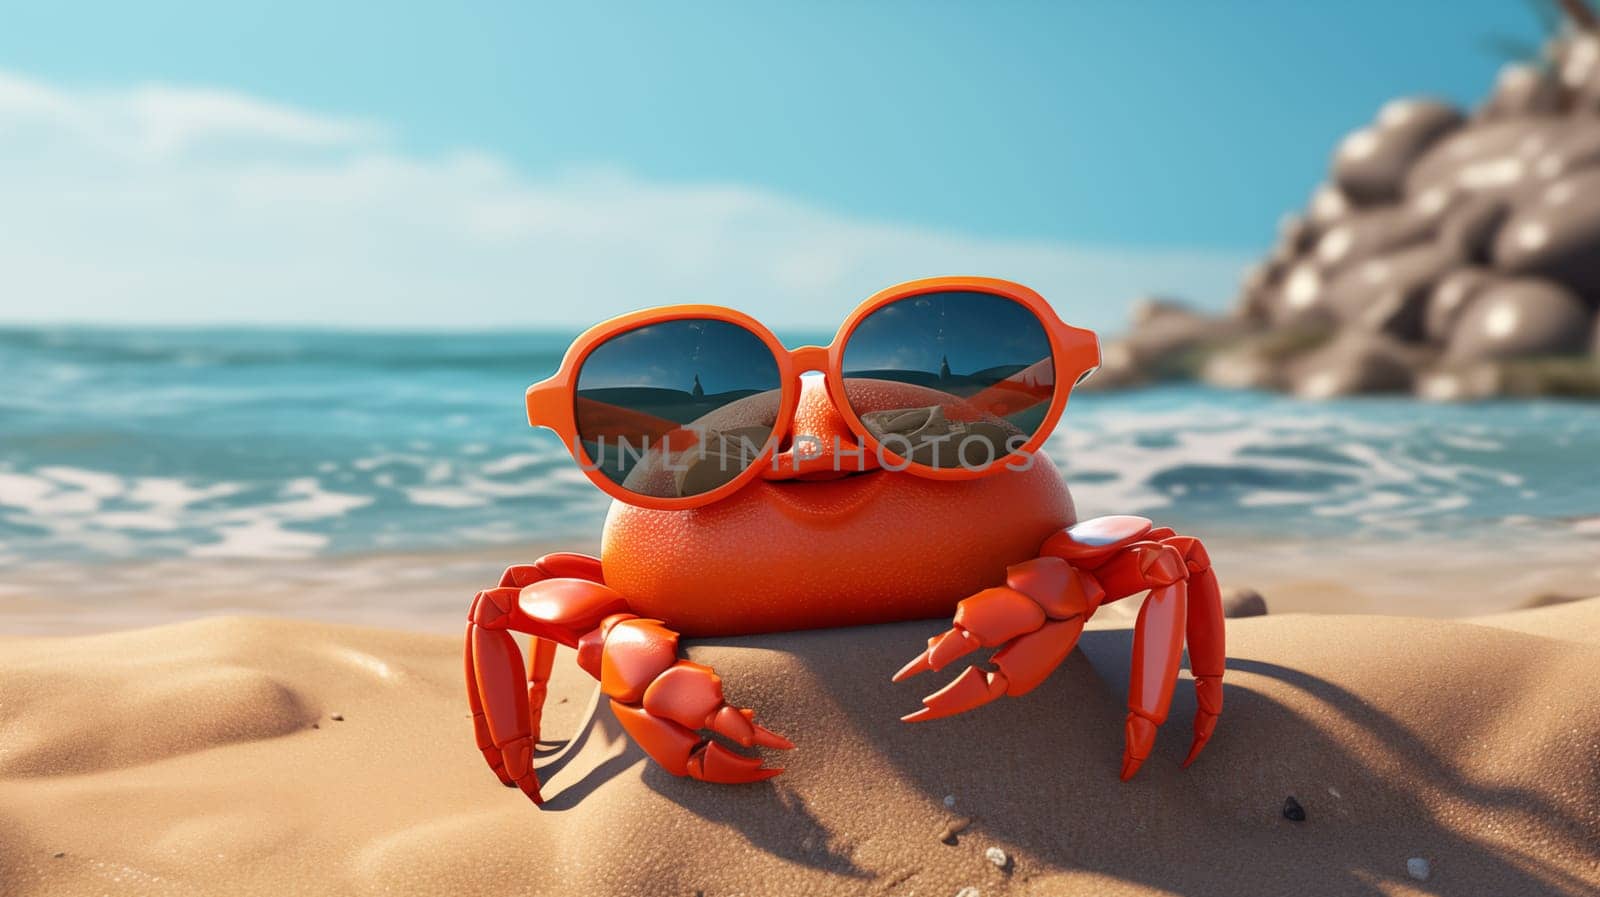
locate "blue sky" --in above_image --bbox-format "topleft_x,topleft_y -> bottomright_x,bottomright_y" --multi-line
0,1 -> 1549,331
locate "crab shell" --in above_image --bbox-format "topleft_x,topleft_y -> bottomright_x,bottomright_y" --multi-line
600,378 -> 1078,636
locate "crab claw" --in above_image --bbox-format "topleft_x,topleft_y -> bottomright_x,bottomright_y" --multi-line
901,665 -> 1010,722
892,628 -> 984,682
897,558 -> 1099,724
605,646 -> 792,784
612,698 -> 789,784
688,741 -> 785,783
901,616 -> 1089,720
893,584 -> 1049,683
898,560 -> 1100,725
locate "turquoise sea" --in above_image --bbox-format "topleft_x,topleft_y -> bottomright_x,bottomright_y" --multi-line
2,326 -> 1599,565
2,326 -> 1598,632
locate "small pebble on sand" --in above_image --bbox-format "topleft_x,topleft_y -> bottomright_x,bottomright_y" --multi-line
985,847 -> 1009,869
52,852 -> 65,859
1222,588 -> 1269,618
943,794 -> 957,808
1407,857 -> 1430,881
330,713 -> 344,722
954,888 -> 980,897
1283,796 -> 1307,821
939,816 -> 973,844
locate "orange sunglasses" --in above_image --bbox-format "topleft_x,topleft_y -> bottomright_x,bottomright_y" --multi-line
526,276 -> 1100,511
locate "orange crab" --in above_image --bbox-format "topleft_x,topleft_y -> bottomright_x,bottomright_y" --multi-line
465,277 -> 1224,804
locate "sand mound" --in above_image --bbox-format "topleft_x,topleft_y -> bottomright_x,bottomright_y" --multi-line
2,606 -> 1597,896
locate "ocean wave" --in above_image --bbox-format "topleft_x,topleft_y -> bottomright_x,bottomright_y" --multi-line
1049,388 -> 1598,537
0,326 -> 578,373
1,328 -> 1596,564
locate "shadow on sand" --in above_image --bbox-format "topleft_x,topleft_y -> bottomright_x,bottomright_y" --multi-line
532,618 -> 1598,895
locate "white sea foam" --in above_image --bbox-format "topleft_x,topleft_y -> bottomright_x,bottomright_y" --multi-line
190,518 -> 329,559
1,384 -> 1593,565
38,466 -> 124,497
0,465 -> 376,562
480,452 -> 546,475
405,487 -> 489,508
1044,398 -> 1531,535
126,477 -> 243,509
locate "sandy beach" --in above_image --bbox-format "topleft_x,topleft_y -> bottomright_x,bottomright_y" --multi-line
10,3 -> 1600,894
2,591 -> 1596,897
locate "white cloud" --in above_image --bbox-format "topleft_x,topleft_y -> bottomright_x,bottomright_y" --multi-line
0,70 -> 1252,333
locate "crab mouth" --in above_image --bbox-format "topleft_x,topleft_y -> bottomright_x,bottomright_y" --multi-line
753,467 -> 897,521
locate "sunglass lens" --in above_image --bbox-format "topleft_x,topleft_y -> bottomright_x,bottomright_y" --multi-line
841,291 -> 1054,472
575,319 -> 782,499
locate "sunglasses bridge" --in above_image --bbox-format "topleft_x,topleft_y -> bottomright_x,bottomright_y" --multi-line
759,346 -> 881,481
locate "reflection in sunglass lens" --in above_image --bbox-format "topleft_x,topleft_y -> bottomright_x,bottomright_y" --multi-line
574,319 -> 782,498
841,291 -> 1054,472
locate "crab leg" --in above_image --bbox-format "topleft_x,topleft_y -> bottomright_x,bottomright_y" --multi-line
1125,581 -> 1187,780
500,555 -> 597,749
895,556 -> 1104,720
467,607 -> 539,797
1165,535 -> 1225,767
1120,563 -> 1187,780
588,615 -> 792,783
466,554 -> 790,804
468,580 -> 623,802
1104,530 -> 1226,767
894,515 -> 1225,780
1083,535 -> 1222,778
465,604 -> 516,788
526,636 -> 559,746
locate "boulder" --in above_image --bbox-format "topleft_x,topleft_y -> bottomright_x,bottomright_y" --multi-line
1557,32 -> 1600,113
1405,119 -> 1559,205
1360,283 -> 1440,343
1478,63 -> 1565,119
1128,295 -> 1203,327
1419,357 -> 1600,400
1089,298 -> 1255,388
1425,268 -> 1495,344
1200,326 -> 1334,392
1312,206 -> 1437,274
1323,243 -> 1459,340
1235,261 -> 1284,323
1221,588 -> 1268,618
1438,194 -> 1510,262
1201,347 -> 1284,391
1287,331 -> 1425,398
1444,277 -> 1594,362
1278,213 -> 1315,255
1415,363 -> 1505,401
1308,183 -> 1354,228
1269,217 -> 1309,269
1528,122 -> 1600,181
1333,99 -> 1464,205
1271,261 -> 1334,326
1492,168 -> 1600,298
1081,340 -> 1146,390
1207,28 -> 1600,400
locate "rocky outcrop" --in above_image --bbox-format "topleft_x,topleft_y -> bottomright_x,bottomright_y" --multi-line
1097,23 -> 1600,399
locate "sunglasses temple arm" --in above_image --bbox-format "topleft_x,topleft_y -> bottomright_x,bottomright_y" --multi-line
526,381 -> 567,428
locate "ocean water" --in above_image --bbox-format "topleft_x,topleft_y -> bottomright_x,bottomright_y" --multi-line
2,326 -> 1599,572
